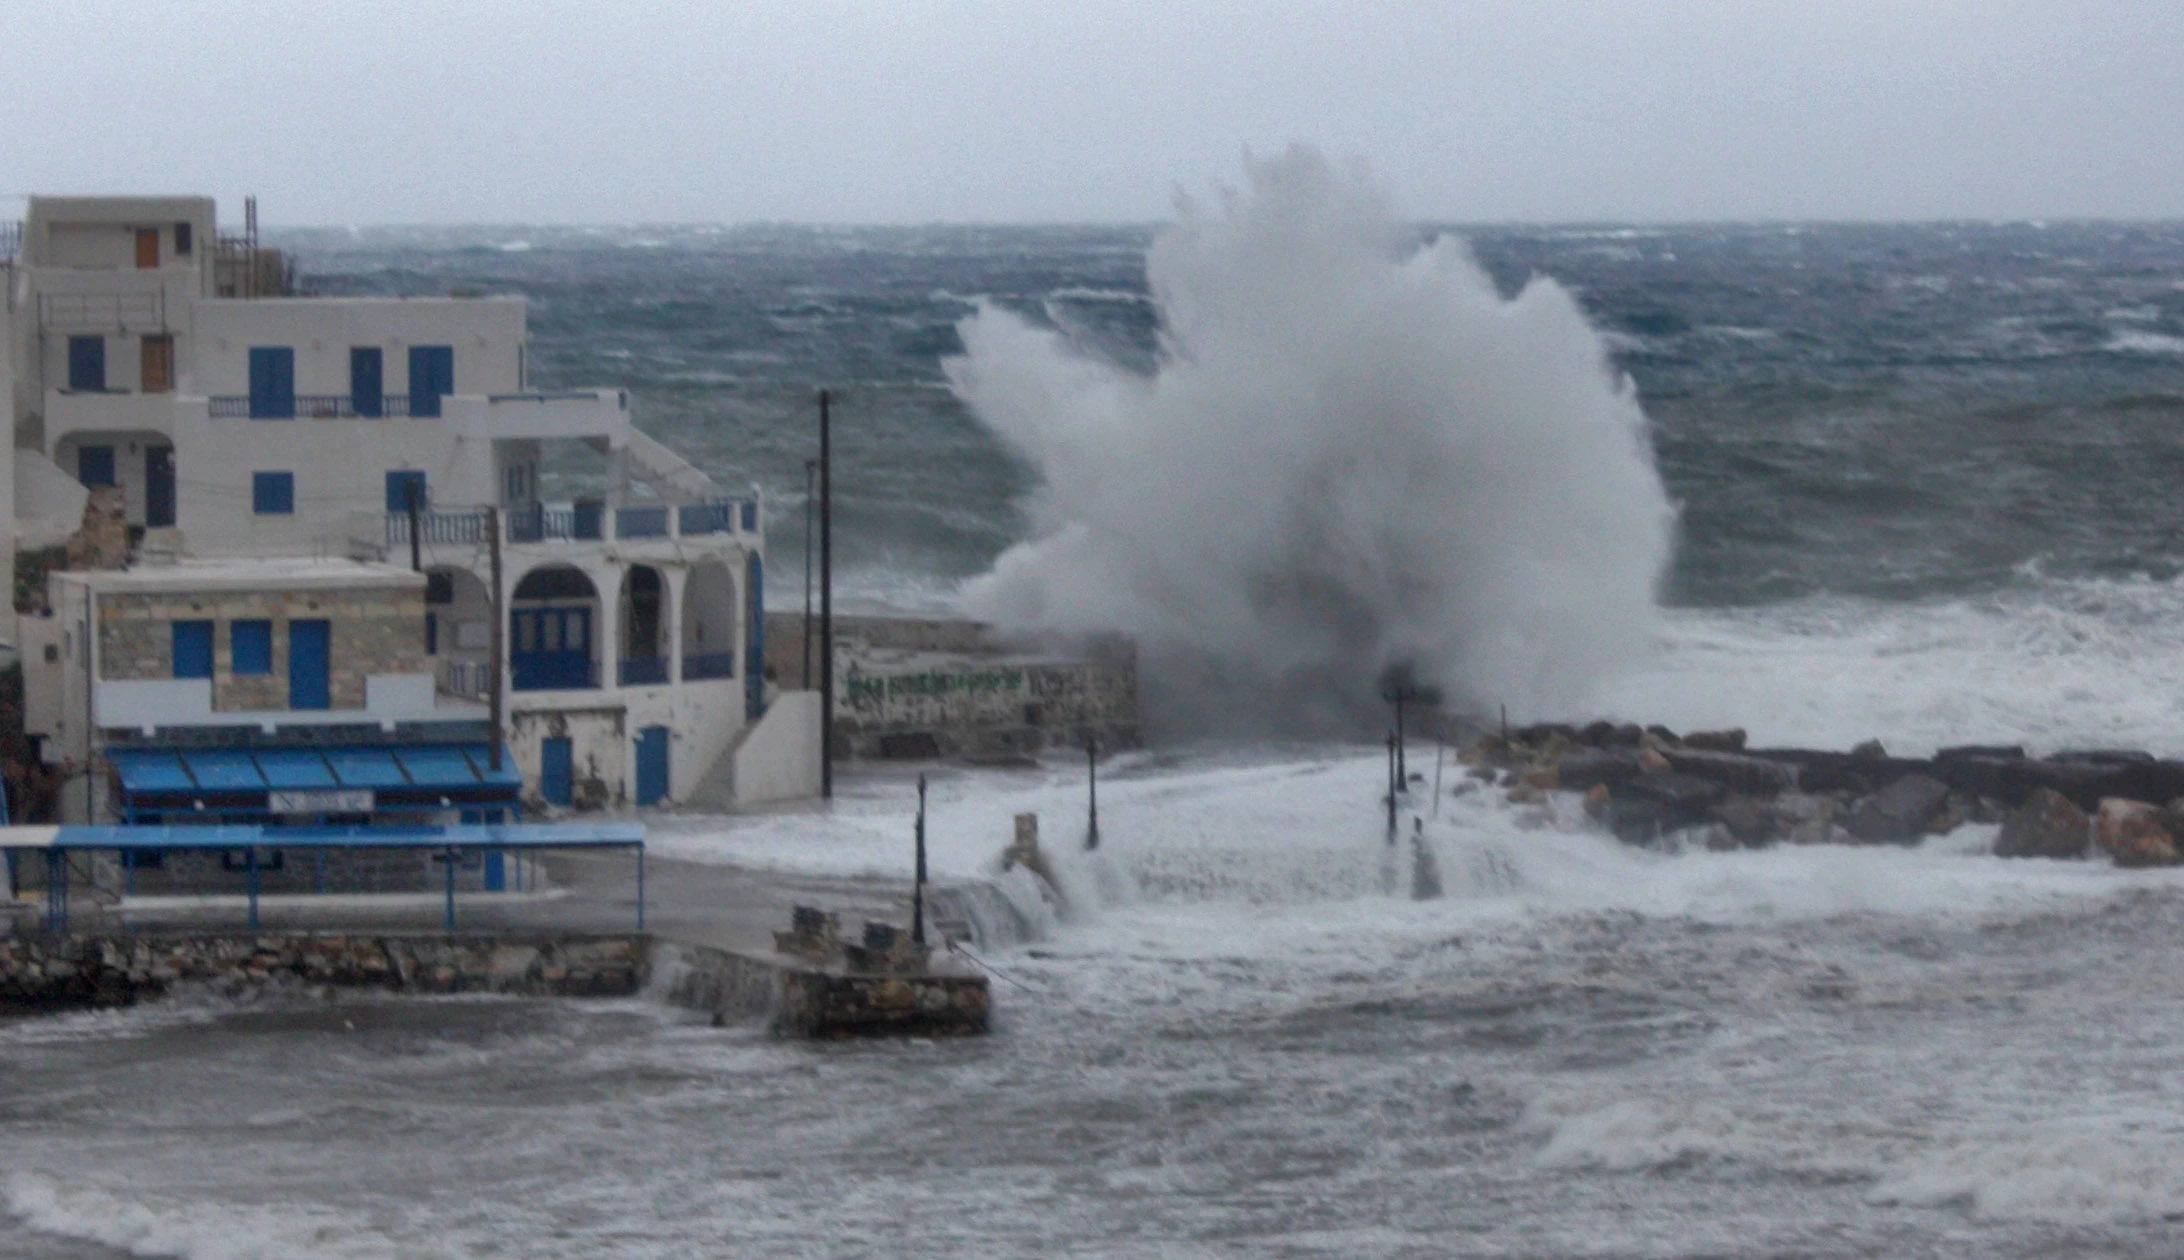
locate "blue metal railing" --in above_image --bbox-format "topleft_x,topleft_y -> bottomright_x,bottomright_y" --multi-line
511,655 -> 599,692
616,506 -> 669,538
388,510 -> 489,546
682,651 -> 736,681
678,502 -> 735,536
212,394 -> 415,419
618,657 -> 670,686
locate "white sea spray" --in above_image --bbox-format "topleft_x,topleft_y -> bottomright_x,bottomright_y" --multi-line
945,145 -> 1674,735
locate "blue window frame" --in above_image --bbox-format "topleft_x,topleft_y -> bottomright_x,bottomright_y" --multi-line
252,471 -> 294,515
231,619 -> 272,675
172,621 -> 213,679
68,336 -> 105,391
77,445 -> 116,487
386,470 -> 427,513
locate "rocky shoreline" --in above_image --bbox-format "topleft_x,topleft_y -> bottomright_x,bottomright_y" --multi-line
1465,722 -> 2184,865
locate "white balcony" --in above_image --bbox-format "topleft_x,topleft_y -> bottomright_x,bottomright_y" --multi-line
94,673 -> 486,734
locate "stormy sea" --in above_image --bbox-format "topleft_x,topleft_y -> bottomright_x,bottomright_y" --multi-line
9,155 -> 2184,1255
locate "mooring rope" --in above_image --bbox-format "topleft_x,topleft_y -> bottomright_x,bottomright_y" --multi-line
946,939 -> 1039,993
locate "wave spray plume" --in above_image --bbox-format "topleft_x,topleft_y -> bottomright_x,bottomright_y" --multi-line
946,146 -> 1675,735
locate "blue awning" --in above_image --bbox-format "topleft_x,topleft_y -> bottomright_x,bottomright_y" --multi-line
107,745 -> 523,801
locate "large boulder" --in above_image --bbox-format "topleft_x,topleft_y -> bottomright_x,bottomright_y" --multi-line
1994,788 -> 2089,859
1662,747 -> 1798,796
2095,798 -> 2181,868
1683,728 -> 1748,753
1555,749 -> 1644,792
1619,772 -> 1727,817
1602,774 -> 1727,845
1847,774 -> 1952,845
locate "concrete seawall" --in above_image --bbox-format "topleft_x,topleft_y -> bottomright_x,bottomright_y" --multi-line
0,932 -> 647,1010
1,931 -> 991,1037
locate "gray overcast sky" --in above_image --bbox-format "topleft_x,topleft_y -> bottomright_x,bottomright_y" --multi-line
3,1 -> 2180,225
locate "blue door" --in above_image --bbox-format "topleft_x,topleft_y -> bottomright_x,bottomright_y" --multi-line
409,345 -> 453,417
386,470 -> 427,514
145,447 -> 175,527
77,445 -> 115,488
635,726 -> 669,807
510,607 -> 593,689
350,347 -> 384,417
249,347 -> 295,418
745,553 -> 766,720
68,337 -> 105,391
540,736 -> 574,807
289,619 -> 331,710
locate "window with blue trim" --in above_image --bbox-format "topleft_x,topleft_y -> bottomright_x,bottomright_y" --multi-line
172,621 -> 213,679
252,472 -> 294,515
232,620 -> 272,675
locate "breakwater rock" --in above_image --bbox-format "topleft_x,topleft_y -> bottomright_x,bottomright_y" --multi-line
1468,723 -> 2184,864
0,933 -> 646,1011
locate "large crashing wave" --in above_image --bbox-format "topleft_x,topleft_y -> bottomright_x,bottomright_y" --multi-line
945,146 -> 1674,735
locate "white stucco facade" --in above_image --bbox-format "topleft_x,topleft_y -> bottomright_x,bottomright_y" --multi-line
4,195 -> 815,813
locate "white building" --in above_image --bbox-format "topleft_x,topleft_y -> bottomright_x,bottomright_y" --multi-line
3,195 -> 820,819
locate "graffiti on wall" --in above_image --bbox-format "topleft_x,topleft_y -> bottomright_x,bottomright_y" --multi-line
845,667 -> 1027,712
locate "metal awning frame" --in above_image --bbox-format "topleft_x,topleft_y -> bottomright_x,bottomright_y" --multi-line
2,822 -> 644,937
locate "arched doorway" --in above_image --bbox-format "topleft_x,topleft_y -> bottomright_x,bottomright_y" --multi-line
617,565 -> 671,686
680,562 -> 737,683
511,565 -> 600,690
745,552 -> 765,719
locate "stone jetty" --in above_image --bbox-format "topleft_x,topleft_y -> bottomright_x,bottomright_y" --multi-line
1468,721 -> 2184,863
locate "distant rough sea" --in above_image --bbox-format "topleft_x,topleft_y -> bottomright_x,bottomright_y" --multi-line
6,221 -> 2184,1258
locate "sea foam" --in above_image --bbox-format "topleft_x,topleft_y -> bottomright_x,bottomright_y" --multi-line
945,145 -> 1674,735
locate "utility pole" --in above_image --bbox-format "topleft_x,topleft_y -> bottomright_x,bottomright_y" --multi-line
802,458 -> 817,690
1085,736 -> 1100,851
819,390 -> 835,799
912,773 -> 928,947
1385,732 -> 1398,843
487,505 -> 505,772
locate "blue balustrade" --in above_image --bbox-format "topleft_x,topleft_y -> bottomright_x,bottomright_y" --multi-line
682,651 -> 736,681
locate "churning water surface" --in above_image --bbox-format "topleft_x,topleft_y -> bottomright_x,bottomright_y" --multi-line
11,159 -> 2184,1255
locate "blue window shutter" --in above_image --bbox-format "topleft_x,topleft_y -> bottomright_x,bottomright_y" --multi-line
252,472 -> 294,515
172,621 -> 213,679
386,470 -> 427,513
232,620 -> 273,675
288,620 -> 331,710
408,345 -> 453,417
68,337 -> 105,391
248,347 -> 295,419
350,347 -> 384,417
